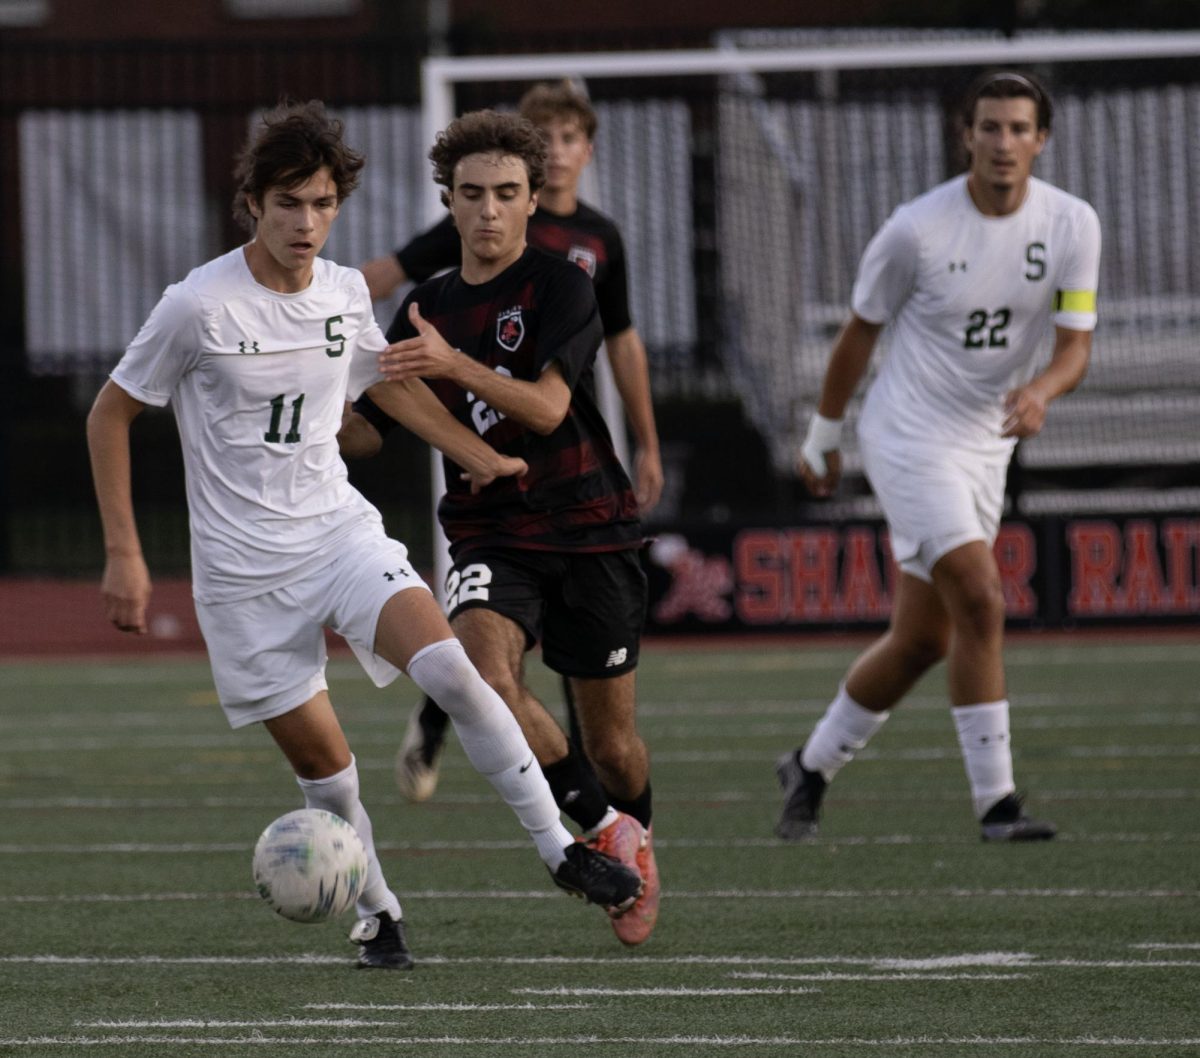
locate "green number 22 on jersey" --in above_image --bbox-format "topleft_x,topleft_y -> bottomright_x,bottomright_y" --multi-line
963,308 -> 1011,349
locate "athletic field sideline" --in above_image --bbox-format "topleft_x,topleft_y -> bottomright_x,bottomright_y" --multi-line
1,637 -> 1196,1057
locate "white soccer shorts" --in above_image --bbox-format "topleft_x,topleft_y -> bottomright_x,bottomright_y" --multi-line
195,524 -> 430,728
859,437 -> 1007,583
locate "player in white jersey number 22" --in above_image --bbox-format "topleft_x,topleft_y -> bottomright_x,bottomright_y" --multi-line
777,71 -> 1100,843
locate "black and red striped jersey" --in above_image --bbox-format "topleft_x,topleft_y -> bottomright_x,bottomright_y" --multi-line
395,202 -> 633,337
385,246 -> 642,558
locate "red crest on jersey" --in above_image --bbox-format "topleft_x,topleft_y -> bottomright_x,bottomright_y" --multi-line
496,307 -> 525,352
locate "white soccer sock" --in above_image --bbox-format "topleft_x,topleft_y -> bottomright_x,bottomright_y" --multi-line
584,807 -> 621,839
801,684 -> 890,781
295,755 -> 402,922
952,700 -> 1016,818
407,639 -> 573,868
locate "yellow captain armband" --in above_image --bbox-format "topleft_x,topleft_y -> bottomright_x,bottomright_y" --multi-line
1054,289 -> 1097,313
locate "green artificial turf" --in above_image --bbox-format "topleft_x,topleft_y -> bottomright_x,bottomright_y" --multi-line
0,636 -> 1197,1057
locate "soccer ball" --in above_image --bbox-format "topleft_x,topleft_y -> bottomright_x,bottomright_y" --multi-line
252,808 -> 368,924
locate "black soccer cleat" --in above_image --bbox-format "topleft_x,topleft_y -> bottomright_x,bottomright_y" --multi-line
552,842 -> 642,916
349,911 -> 414,969
980,793 -> 1057,842
774,747 -> 827,841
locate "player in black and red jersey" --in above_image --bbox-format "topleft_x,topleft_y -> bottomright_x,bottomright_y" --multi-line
361,109 -> 660,946
348,86 -> 661,851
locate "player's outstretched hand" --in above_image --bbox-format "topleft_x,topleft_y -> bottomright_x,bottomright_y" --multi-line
461,453 -> 528,495
1002,384 -> 1049,439
101,553 -> 152,635
378,304 -> 465,383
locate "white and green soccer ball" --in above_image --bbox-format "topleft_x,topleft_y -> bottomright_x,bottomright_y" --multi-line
252,809 -> 367,923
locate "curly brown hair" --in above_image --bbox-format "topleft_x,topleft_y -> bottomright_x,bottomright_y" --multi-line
518,81 -> 598,140
429,109 -> 547,204
232,99 -> 365,234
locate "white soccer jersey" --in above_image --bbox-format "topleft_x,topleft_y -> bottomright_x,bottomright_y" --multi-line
852,174 -> 1100,457
111,247 -> 390,603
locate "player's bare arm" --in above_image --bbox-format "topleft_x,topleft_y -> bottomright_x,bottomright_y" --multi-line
1003,326 -> 1093,438
379,302 -> 572,435
800,314 -> 882,497
366,376 -> 528,493
605,326 -> 664,511
337,402 -> 384,460
360,254 -> 409,301
85,380 -> 152,634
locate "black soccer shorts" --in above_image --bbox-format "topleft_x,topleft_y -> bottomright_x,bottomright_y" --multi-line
444,547 -> 647,678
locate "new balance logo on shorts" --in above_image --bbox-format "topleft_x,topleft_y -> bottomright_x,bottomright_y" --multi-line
605,648 -> 628,668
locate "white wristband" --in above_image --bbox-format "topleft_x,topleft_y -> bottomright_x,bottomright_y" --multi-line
800,413 -> 843,477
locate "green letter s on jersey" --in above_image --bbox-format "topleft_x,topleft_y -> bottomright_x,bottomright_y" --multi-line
325,316 -> 345,358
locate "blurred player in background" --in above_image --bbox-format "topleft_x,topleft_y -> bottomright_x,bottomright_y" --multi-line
86,100 -> 642,971
362,109 -> 660,945
776,72 -> 1100,843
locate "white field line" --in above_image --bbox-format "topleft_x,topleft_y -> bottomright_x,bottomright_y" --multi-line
3,1034 -> 1200,1048
7,736 -> 1200,760
633,692 -> 1200,714
83,1012 -> 412,1022
303,1003 -> 589,1011
13,711 -> 1199,748
5,952 -> 1200,970
1130,942 -> 1200,950
3,832 -> 1198,857
728,971 -> 1031,981
649,643 -> 1200,672
615,746 -> 1200,764
2,885 -> 1197,906
687,716 -> 1200,738
4,692 -> 1194,737
1,786 -> 1197,810
513,986 -> 818,996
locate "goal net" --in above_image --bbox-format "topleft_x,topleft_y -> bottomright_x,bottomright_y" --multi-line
418,30 -> 1200,522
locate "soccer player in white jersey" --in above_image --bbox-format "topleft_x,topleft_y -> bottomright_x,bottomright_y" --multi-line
776,72 -> 1101,842
85,100 -> 641,970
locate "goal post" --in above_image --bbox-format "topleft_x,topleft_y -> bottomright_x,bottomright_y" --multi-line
419,31 -> 1200,593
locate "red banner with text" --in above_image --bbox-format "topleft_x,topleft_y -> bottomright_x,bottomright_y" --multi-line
644,513 -> 1200,633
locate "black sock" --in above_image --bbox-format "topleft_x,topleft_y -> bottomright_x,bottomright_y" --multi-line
542,748 -> 610,832
608,782 -> 652,830
419,695 -> 450,738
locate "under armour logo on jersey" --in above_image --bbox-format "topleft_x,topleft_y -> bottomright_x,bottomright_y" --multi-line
238,339 -> 261,353
568,245 -> 597,277
948,261 -> 968,272
382,567 -> 410,582
605,648 -> 628,668
496,307 -> 525,351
